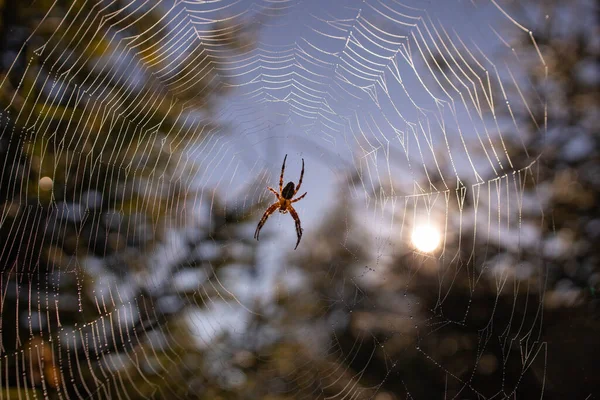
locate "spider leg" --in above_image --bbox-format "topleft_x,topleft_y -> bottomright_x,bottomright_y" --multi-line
268,187 -> 280,199
288,205 -> 303,250
291,192 -> 307,203
254,202 -> 280,241
294,158 -> 305,194
279,154 -> 287,192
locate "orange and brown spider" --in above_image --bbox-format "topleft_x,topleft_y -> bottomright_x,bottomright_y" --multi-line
254,154 -> 307,249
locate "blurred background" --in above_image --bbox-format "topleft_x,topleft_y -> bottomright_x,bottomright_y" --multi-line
0,0 -> 598,398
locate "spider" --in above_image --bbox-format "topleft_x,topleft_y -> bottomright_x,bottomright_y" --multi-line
254,154 -> 307,249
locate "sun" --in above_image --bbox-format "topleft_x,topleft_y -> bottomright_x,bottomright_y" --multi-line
411,224 -> 441,253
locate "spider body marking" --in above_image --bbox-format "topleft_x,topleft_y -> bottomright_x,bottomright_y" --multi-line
254,155 -> 307,249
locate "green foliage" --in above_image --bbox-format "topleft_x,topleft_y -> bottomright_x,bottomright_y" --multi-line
0,0 -> 256,397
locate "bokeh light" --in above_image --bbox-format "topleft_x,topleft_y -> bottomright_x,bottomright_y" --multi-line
39,176 -> 53,191
411,224 -> 441,253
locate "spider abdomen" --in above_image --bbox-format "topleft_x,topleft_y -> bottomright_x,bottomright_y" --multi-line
281,181 -> 295,199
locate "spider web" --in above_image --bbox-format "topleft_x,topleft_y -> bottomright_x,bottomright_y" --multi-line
0,0 -> 591,398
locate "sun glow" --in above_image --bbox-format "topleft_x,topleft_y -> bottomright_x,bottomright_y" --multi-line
411,224 -> 441,253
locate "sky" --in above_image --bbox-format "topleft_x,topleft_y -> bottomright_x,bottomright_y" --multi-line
190,0 -> 525,232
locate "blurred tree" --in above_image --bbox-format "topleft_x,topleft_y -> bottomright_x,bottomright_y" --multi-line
0,0 -> 258,398
190,185 -> 378,399
271,0 -> 599,399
